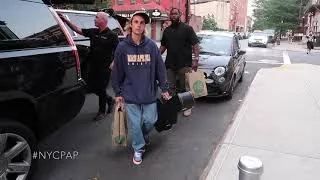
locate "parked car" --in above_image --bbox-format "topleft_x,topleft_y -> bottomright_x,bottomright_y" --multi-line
196,31 -> 246,99
0,0 -> 86,179
263,29 -> 276,43
248,32 -> 269,48
55,9 -> 127,86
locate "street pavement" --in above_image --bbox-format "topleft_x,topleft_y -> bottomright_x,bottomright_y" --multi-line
271,40 -> 320,53
288,51 -> 320,66
204,64 -> 320,180
202,40 -> 320,180
33,39 -> 314,180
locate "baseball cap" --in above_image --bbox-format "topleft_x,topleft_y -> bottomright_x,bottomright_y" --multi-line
131,11 -> 150,24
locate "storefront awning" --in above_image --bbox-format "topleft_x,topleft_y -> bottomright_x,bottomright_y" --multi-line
113,2 -> 169,20
113,2 -> 166,12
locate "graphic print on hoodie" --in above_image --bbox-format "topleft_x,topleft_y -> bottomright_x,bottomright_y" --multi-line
112,35 -> 168,104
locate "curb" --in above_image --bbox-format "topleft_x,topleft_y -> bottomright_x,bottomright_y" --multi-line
271,46 -> 320,53
199,69 -> 267,180
200,64 -> 320,180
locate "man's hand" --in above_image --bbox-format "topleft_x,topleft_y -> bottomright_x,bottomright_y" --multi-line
192,59 -> 199,72
115,96 -> 124,110
160,46 -> 167,55
57,12 -> 67,22
109,61 -> 114,70
56,12 -> 83,35
161,91 -> 172,101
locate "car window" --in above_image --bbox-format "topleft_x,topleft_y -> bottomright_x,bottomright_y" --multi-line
250,32 -> 268,37
108,17 -> 121,30
0,0 -> 68,51
65,13 -> 95,29
61,12 -> 122,38
198,35 -> 233,56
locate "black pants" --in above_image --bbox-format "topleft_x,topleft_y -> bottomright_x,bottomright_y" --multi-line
95,89 -> 113,114
167,67 -> 192,95
87,68 -> 112,114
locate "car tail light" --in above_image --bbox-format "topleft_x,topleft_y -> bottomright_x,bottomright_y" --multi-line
49,7 -> 82,80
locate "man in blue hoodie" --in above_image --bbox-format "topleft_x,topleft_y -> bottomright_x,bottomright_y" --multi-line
112,11 -> 171,165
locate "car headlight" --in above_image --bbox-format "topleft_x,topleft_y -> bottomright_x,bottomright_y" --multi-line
214,67 -> 226,76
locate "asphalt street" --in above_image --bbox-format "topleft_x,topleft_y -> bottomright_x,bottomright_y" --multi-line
33,40 -> 311,180
287,51 -> 320,66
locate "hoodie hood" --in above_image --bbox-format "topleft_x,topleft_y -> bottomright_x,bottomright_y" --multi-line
123,34 -> 150,47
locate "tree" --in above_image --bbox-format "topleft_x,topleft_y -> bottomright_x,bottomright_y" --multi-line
252,0 -> 306,33
202,14 -> 218,31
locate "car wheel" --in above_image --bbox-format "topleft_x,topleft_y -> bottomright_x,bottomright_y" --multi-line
226,77 -> 236,100
0,119 -> 37,180
248,44 -> 251,47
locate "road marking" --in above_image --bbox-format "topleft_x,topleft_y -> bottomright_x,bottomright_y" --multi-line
246,61 -> 283,65
258,59 -> 281,64
283,51 -> 291,64
244,71 -> 250,74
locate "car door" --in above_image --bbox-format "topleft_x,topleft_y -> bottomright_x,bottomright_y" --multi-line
235,37 -> 246,80
229,37 -> 239,78
0,0 -> 84,138
231,36 -> 244,82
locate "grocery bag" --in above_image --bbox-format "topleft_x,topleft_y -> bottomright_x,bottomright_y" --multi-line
185,70 -> 208,98
111,104 -> 128,147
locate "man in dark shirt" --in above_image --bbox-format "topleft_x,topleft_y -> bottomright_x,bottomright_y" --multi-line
59,12 -> 119,121
160,8 -> 200,117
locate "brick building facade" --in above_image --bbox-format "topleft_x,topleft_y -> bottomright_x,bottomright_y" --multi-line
229,0 -> 247,32
112,0 -> 190,41
191,0 -> 248,32
303,0 -> 320,46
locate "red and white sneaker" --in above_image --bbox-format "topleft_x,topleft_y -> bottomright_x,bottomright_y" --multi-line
132,151 -> 143,165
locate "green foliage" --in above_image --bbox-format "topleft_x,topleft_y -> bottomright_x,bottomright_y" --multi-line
252,0 -> 305,33
202,14 -> 218,31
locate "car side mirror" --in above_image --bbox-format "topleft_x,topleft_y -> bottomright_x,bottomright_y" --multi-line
238,50 -> 246,55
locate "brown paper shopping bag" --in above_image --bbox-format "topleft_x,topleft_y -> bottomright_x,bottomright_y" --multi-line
185,70 -> 208,98
111,104 -> 128,147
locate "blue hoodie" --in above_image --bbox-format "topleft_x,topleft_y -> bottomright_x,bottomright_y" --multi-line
112,35 -> 168,104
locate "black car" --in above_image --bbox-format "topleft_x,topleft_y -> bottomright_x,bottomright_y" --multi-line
54,9 -> 127,86
0,0 -> 86,179
196,31 -> 246,99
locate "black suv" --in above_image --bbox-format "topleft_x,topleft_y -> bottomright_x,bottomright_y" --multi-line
0,0 -> 86,179
55,9 -> 127,83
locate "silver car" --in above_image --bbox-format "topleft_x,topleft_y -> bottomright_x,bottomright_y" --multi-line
248,32 -> 268,48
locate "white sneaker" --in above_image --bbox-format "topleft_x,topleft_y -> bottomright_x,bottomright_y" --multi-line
183,109 -> 192,117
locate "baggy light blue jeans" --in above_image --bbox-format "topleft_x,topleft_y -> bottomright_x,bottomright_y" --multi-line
125,103 -> 157,152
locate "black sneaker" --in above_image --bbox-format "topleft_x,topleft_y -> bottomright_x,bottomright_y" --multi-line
107,99 -> 115,114
93,113 -> 106,121
144,135 -> 151,146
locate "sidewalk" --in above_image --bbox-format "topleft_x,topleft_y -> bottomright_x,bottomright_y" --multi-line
202,64 -> 320,180
272,40 -> 320,52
